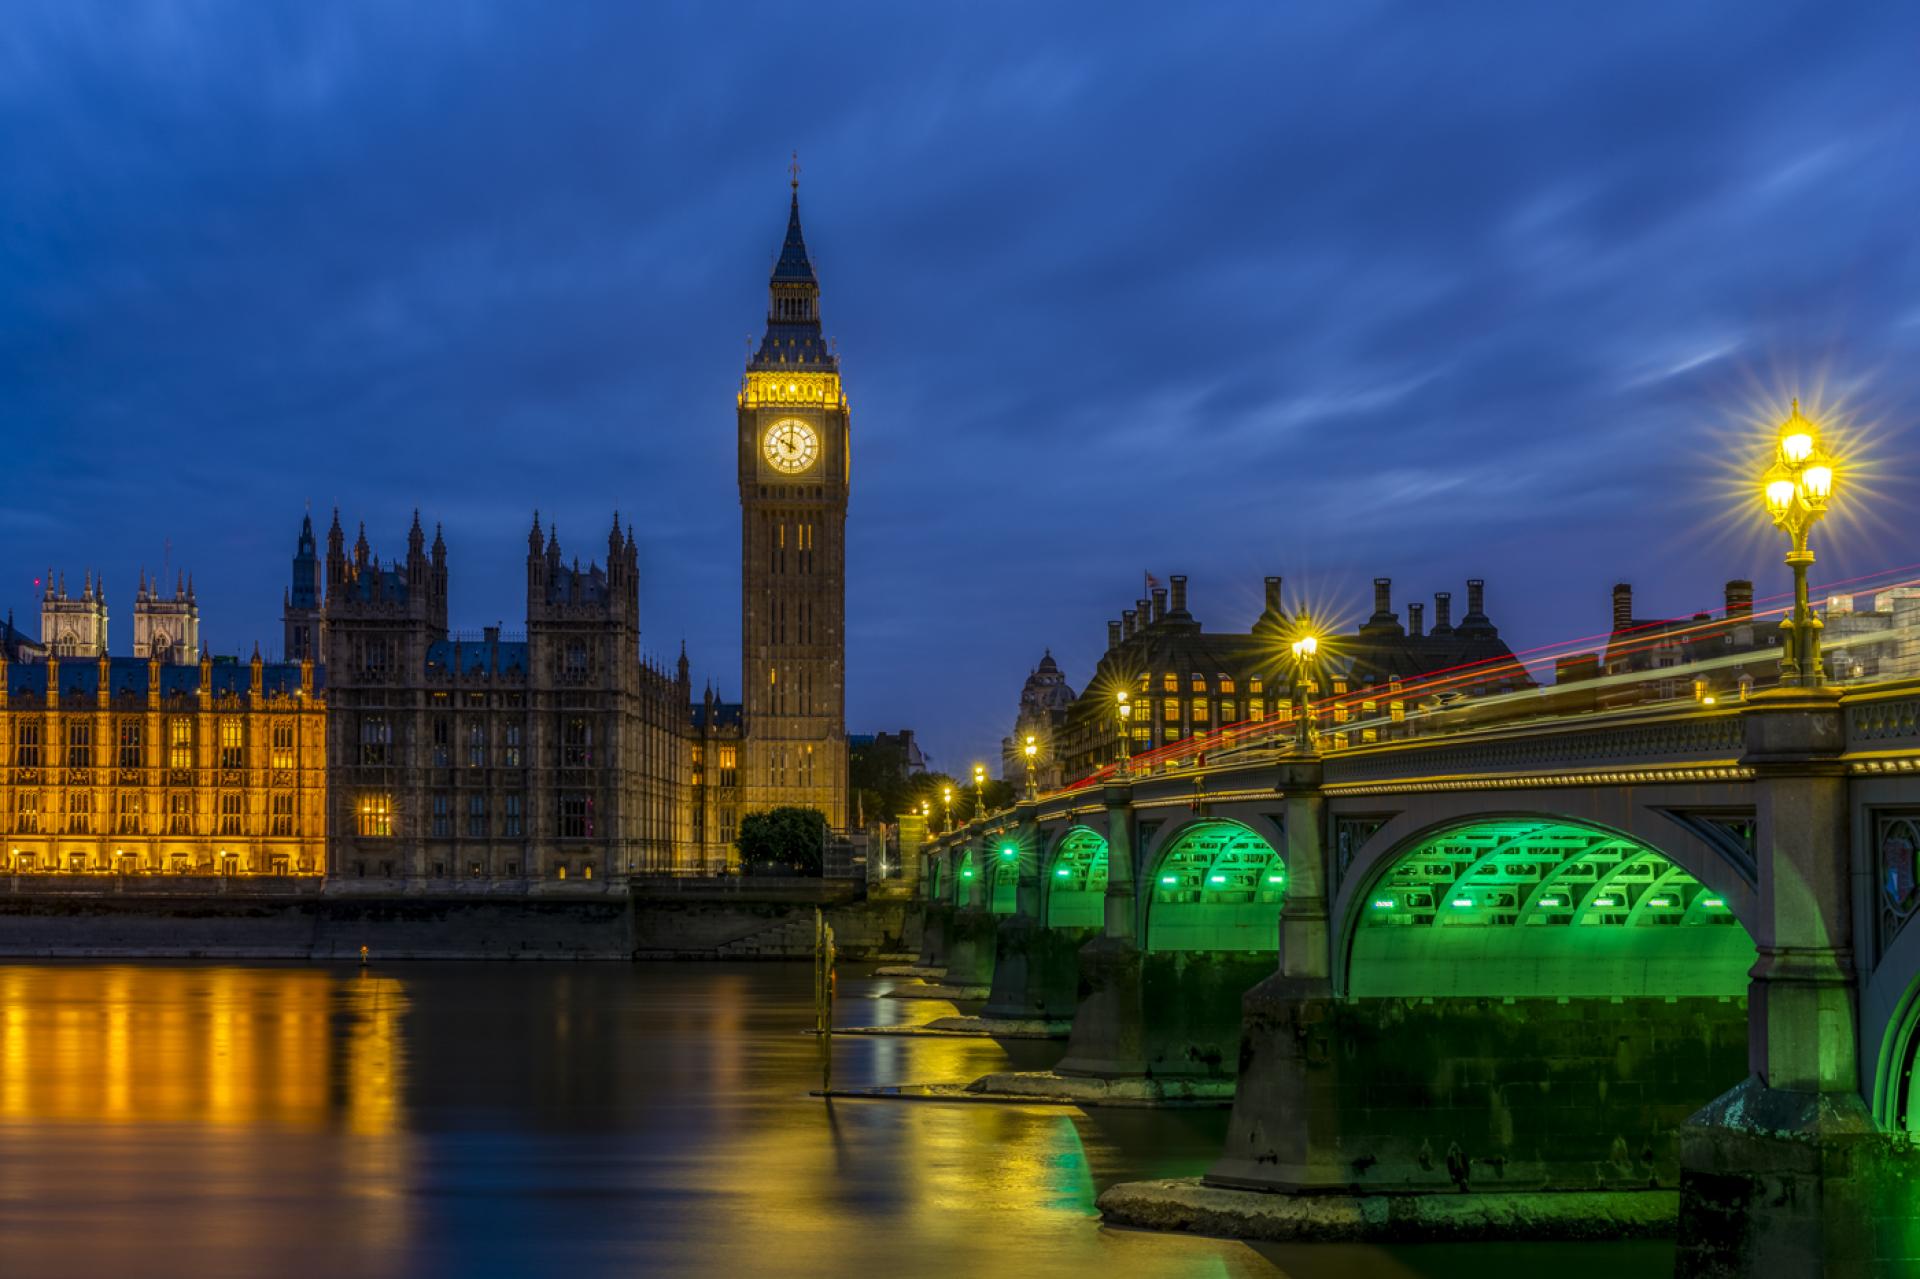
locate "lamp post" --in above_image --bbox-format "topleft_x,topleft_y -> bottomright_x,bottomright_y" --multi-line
972,763 -> 988,822
1290,622 -> 1320,753
1762,399 -> 1837,686
941,785 -> 953,833
1115,690 -> 1132,779
1022,733 -> 1039,800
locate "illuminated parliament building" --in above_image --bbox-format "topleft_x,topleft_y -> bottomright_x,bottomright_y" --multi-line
1,179 -> 851,886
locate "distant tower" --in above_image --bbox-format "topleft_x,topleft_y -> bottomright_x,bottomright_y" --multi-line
737,162 -> 849,831
284,512 -> 322,660
41,569 -> 109,657
134,568 -> 200,664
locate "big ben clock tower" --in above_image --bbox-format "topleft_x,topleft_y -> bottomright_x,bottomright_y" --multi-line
738,167 -> 849,831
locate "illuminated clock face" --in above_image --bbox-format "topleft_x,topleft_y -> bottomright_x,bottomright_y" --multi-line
763,418 -> 819,474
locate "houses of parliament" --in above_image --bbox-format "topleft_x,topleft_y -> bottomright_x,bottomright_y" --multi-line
0,179 -> 850,887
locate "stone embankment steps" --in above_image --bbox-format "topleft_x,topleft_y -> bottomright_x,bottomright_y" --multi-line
713,915 -> 824,958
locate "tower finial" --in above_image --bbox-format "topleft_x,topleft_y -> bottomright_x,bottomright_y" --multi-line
790,150 -> 800,193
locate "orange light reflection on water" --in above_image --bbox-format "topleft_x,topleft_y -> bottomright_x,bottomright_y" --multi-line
0,965 -> 403,1133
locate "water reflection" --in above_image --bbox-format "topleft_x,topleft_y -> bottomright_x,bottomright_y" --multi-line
0,962 -> 1671,1279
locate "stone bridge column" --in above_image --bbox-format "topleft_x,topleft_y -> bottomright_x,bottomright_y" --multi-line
915,839 -> 952,970
1208,757 -> 1338,1187
1676,688 -> 1920,1277
986,801 -> 1067,1019
1275,757 -> 1329,988
1057,781 -> 1146,1076
942,828 -> 996,988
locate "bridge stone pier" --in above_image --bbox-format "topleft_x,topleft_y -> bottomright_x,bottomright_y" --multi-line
923,681 -> 1920,1273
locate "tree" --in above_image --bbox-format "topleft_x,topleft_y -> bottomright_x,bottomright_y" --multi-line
903,771 -> 1015,830
736,806 -> 827,876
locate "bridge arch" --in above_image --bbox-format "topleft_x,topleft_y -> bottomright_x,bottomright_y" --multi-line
1142,817 -> 1287,953
1041,826 -> 1109,930
1343,815 -> 1756,998
925,853 -> 941,902
986,837 -> 1019,915
951,848 -> 976,906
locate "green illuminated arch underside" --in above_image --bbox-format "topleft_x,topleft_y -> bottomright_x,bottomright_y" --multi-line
1145,820 -> 1286,954
952,849 -> 975,905
1351,819 -> 1755,998
1046,828 -> 1109,930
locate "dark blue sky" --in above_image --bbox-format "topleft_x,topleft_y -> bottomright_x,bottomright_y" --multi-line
2,4 -> 1916,772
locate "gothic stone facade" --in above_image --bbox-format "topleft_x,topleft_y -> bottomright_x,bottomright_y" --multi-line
321,511 -> 692,887
1,648 -> 325,876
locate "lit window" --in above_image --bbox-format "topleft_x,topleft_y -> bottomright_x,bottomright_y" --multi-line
219,791 -> 242,836
1192,700 -> 1210,723
271,721 -> 296,769
220,717 -> 244,770
356,793 -> 394,838
1162,673 -> 1178,693
1219,675 -> 1236,694
467,722 -> 485,768
14,721 -> 41,769
66,721 -> 93,769
118,721 -> 142,769
67,790 -> 93,834
1190,674 -> 1207,694
1163,698 -> 1180,721
270,793 -> 295,837
1249,698 -> 1265,720
169,718 -> 193,770
1248,677 -> 1264,695
503,724 -> 523,768
117,791 -> 140,834
168,792 -> 191,835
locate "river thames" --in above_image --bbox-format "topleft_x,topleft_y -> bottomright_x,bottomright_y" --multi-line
0,962 -> 1673,1277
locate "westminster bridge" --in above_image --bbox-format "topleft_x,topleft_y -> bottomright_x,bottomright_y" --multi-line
916,680 -> 1920,1275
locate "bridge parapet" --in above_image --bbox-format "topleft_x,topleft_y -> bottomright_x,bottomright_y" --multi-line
1843,677 -> 1920,764
1323,703 -> 1747,793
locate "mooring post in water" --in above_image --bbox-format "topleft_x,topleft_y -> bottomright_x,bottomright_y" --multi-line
814,907 -> 838,1092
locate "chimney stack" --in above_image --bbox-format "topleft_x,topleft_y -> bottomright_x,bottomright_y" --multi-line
1724,580 -> 1753,619
1151,587 -> 1167,622
1264,576 -> 1282,612
1465,578 -> 1486,621
1169,575 -> 1188,616
1137,597 -> 1151,628
1433,592 -> 1453,633
1123,609 -> 1137,640
1408,602 -> 1425,637
1107,620 -> 1122,649
1612,583 -> 1633,632
1373,577 -> 1392,619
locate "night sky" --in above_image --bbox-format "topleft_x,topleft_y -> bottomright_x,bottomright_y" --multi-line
2,4 -> 1916,772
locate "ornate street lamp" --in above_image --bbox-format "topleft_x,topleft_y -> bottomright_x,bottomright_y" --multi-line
1114,690 -> 1132,779
1290,622 -> 1321,753
972,762 -> 988,821
1762,399 -> 1837,686
1022,733 -> 1039,800
941,785 -> 953,832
